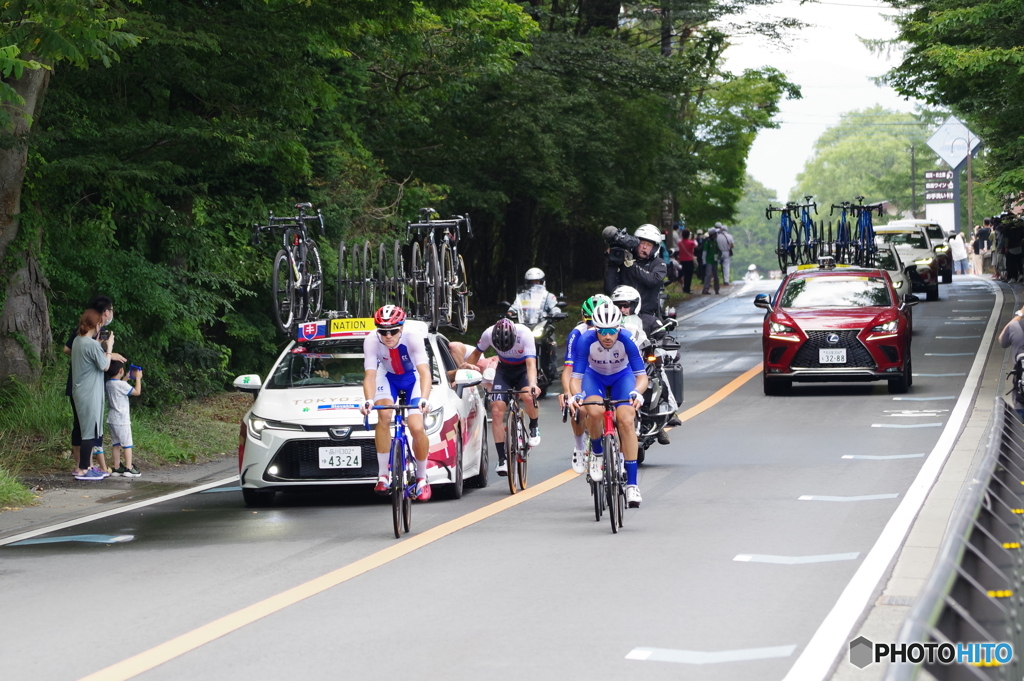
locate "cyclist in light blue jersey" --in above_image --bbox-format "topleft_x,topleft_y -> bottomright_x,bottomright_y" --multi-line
569,302 -> 648,507
560,294 -> 610,474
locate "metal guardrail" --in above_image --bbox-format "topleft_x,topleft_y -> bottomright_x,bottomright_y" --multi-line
886,397 -> 1024,680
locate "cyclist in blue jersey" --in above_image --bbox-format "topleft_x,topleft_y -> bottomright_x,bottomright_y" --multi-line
359,305 -> 433,501
560,294 -> 611,474
461,317 -> 540,476
569,302 -> 648,507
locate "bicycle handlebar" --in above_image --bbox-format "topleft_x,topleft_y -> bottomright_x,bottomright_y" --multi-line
362,402 -> 422,430
486,388 -> 539,410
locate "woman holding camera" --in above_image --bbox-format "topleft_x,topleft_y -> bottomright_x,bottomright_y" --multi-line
71,308 -> 118,480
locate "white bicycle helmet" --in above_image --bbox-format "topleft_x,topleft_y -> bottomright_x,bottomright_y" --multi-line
524,267 -> 545,285
634,224 -> 663,243
590,302 -> 622,330
610,285 -> 642,316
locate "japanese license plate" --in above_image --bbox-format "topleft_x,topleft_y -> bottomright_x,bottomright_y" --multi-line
318,446 -> 361,469
819,348 -> 847,364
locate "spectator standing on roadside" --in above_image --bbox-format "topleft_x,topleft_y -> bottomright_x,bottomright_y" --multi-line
106,361 -> 143,477
71,309 -> 116,480
676,228 -> 697,294
993,220 -> 1006,280
978,219 -> 992,272
970,225 -> 985,275
63,296 -> 125,470
999,307 -> 1024,420
701,228 -> 721,295
715,223 -> 734,285
1007,219 -> 1024,283
694,230 -> 706,273
948,230 -> 969,275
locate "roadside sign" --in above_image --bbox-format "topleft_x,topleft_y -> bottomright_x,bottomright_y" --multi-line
926,116 -> 981,169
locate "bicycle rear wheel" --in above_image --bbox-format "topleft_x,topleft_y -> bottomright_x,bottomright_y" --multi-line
505,406 -> 518,495
306,241 -> 323,321
440,243 -> 453,327
271,250 -> 295,335
776,229 -> 789,272
378,242 -> 390,306
426,242 -> 440,330
603,436 -> 619,533
336,242 -> 353,316
390,439 -> 404,539
410,241 -> 425,319
452,254 -> 469,334
392,240 -> 407,310
592,477 -> 604,521
361,241 -> 373,317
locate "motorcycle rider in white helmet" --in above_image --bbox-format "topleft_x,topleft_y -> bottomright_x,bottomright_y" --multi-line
508,267 -> 560,325
603,224 -> 668,338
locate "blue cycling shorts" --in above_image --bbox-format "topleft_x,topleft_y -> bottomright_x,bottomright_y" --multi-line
582,368 -> 636,402
374,370 -> 423,407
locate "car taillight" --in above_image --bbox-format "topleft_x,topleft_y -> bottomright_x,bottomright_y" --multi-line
238,422 -> 247,472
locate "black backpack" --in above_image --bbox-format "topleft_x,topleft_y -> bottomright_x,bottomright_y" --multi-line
1008,320 -> 1024,403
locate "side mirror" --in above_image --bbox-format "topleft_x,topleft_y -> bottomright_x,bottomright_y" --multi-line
550,312 -> 568,321
904,294 -> 920,307
754,293 -> 772,310
452,369 -> 483,388
557,298 -> 568,308
498,301 -> 510,309
233,374 -> 262,394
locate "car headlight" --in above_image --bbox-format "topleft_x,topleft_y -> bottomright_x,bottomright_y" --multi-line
246,414 -> 301,441
871,320 -> 898,333
894,280 -> 903,288
935,245 -> 949,253
770,321 -> 796,335
423,406 -> 445,435
914,257 -> 934,266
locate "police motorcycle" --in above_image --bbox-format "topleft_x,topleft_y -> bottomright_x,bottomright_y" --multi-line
500,268 -> 567,398
611,286 -> 682,462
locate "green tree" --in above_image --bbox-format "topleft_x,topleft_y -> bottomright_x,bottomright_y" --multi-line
731,174 -> 781,273
0,0 -> 138,385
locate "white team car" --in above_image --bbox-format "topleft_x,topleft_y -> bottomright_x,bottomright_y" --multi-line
233,318 -> 489,507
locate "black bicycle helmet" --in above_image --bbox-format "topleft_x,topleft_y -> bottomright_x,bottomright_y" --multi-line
491,318 -> 517,352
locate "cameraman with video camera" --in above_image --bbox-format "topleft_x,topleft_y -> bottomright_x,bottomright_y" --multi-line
603,224 -> 668,337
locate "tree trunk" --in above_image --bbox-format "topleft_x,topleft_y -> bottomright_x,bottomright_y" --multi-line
0,64 -> 52,385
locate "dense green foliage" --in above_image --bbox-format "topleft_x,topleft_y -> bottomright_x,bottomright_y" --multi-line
731,174 -> 780,274
883,0 -> 1024,200
13,0 -> 796,408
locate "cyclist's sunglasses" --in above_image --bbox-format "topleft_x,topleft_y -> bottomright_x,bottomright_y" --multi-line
377,328 -> 402,337
597,328 -> 619,336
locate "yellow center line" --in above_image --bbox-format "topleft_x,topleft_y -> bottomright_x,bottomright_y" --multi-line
78,362 -> 763,681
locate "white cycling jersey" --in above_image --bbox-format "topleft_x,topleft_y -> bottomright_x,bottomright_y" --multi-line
476,323 -> 536,365
362,323 -> 429,375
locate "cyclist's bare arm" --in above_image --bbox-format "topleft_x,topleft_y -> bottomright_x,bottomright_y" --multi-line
461,347 -> 482,370
416,363 -> 432,403
362,369 -> 377,402
525,357 -> 539,396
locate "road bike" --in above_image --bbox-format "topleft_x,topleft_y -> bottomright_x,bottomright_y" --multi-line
830,201 -> 853,264
365,402 -> 418,538
252,202 -> 326,335
851,196 -> 883,266
406,208 -> 473,333
576,394 -> 632,533
337,238 -> 406,318
767,202 -> 802,271
796,196 -> 819,263
487,387 -> 536,495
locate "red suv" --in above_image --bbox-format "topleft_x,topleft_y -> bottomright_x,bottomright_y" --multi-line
755,264 -> 918,395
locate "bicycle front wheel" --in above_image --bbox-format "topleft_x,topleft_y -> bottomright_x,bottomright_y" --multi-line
271,249 -> 295,335
516,415 -> 529,492
306,241 -> 323,321
592,478 -> 603,521
776,229 -> 789,272
603,436 -> 619,534
402,453 -> 413,533
440,243 -> 454,326
453,254 -> 469,334
505,407 -> 518,495
390,440 -> 404,539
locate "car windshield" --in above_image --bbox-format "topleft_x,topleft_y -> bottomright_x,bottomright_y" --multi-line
266,341 -> 366,389
870,250 -> 898,271
877,230 -> 928,249
924,225 -> 945,241
780,276 -> 892,309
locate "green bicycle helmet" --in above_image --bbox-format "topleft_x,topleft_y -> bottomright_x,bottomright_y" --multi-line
581,294 -> 612,320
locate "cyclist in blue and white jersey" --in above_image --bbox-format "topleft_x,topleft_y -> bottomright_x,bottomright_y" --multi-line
569,302 -> 648,507
560,294 -> 611,474
359,305 -> 433,502
461,317 -> 540,476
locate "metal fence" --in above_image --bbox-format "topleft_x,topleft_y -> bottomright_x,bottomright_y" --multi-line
887,397 -> 1024,680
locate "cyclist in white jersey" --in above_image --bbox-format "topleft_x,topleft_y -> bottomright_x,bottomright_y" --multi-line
461,317 -> 540,476
359,306 -> 433,501
560,294 -> 610,473
569,302 -> 648,507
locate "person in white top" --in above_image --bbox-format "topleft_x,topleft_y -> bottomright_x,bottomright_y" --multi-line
715,223 -> 735,284
105,361 -> 143,477
949,231 -> 969,275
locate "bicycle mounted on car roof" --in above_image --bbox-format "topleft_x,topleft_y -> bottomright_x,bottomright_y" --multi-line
406,207 -> 474,333
253,202 -> 326,335
850,196 -> 883,266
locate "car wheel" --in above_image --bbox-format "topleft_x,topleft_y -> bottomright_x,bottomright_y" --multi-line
926,285 -> 939,301
888,351 -> 911,394
442,430 -> 465,500
242,487 -> 275,508
942,270 -> 952,284
763,374 -> 791,396
467,420 -> 489,488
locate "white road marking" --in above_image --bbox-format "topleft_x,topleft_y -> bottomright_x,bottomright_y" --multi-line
783,280 -> 1001,681
734,553 -> 860,564
842,454 -> 926,460
883,409 -> 948,415
626,645 -> 797,664
891,396 -> 955,401
924,353 -> 973,356
912,373 -> 966,377
935,336 -> 981,339
871,423 -> 943,428
944,321 -> 986,325
798,494 -> 899,502
0,475 -> 239,547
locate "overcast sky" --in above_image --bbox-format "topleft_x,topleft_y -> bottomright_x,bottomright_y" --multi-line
722,0 -> 922,200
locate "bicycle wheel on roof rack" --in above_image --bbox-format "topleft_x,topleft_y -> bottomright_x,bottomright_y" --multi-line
305,241 -> 323,321
426,242 -> 440,330
271,249 -> 295,335
776,229 -> 789,272
452,255 -> 469,334
377,242 -> 390,306
392,240 -> 408,311
410,241 -> 425,319
336,241 -> 350,316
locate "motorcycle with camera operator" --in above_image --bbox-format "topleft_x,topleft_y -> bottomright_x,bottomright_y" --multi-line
503,267 -> 567,397
604,224 -> 669,338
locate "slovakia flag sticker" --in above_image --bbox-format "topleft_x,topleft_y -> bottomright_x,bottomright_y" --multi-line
297,321 -> 325,341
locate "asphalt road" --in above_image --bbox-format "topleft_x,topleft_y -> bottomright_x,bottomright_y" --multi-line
0,278 -> 999,681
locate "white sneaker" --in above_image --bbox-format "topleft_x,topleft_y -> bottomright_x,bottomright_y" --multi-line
496,462 -> 508,477
589,456 -> 603,482
571,449 -> 587,474
528,426 -> 541,447
625,485 -> 642,508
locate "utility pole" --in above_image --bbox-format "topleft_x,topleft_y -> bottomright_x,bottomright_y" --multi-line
910,143 -> 917,217
966,132 -> 974,232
